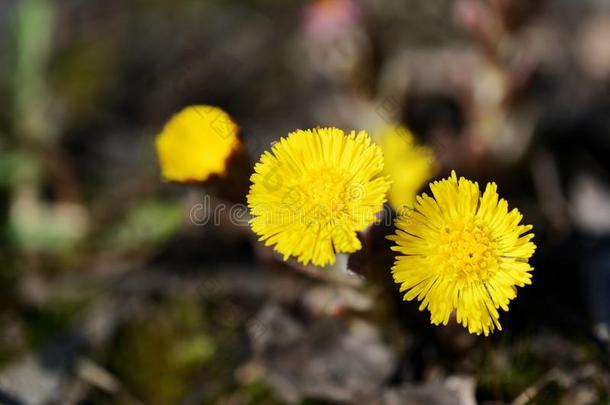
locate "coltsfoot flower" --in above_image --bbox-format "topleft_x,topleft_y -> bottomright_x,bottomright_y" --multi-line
377,126 -> 437,211
389,171 -> 535,335
248,128 -> 390,267
155,105 -> 240,182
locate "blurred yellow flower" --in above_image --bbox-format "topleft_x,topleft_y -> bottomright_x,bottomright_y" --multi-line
377,126 -> 437,211
248,128 -> 390,266
155,105 -> 240,182
389,171 -> 535,335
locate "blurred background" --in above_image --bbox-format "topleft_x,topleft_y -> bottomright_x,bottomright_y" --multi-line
1,0 -> 610,403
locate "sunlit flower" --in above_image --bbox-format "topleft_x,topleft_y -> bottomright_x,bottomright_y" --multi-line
377,126 -> 437,211
248,128 -> 390,266
155,105 -> 240,182
389,171 -> 535,335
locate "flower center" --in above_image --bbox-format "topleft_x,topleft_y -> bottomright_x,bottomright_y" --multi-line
435,219 -> 498,281
283,168 -> 354,225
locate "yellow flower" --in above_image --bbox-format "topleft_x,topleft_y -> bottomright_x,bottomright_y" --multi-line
389,171 -> 535,335
377,126 -> 437,211
155,105 -> 240,182
248,128 -> 390,267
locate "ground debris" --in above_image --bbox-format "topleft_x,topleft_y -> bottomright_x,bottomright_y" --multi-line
249,303 -> 394,403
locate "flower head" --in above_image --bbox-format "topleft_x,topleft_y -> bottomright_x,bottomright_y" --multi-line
248,128 -> 390,267
377,126 -> 437,210
389,171 -> 535,335
155,105 -> 240,182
